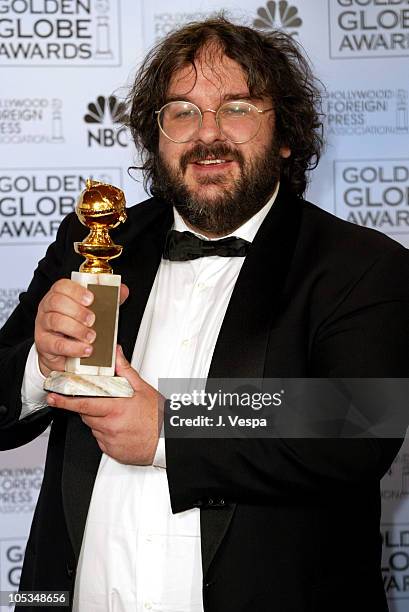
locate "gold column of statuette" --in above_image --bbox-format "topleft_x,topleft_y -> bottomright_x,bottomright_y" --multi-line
44,179 -> 134,398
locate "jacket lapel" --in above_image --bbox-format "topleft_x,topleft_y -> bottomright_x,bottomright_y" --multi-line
208,185 -> 302,380
61,199 -> 173,560
201,186 -> 302,577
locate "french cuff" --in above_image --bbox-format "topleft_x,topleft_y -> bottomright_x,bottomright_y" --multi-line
20,344 -> 48,420
152,425 -> 166,468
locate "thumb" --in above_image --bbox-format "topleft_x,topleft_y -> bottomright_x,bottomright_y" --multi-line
115,345 -> 141,389
119,283 -> 129,306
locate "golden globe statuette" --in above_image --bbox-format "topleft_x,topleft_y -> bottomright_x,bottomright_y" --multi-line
44,179 -> 133,398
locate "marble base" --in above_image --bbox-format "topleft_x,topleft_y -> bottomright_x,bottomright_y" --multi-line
44,371 -> 134,398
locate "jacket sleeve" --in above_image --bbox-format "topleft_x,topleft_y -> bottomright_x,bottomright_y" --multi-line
165,246 -> 409,512
0,214 -> 75,449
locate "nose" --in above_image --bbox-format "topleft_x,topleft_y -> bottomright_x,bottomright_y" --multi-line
196,109 -> 225,144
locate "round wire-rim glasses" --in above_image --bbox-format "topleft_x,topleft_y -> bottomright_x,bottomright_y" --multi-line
155,100 -> 273,144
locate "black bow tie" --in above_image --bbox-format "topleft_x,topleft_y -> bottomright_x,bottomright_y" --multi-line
163,230 -> 251,261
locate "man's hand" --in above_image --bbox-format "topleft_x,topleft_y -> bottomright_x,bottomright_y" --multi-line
46,346 -> 163,465
35,279 -> 129,377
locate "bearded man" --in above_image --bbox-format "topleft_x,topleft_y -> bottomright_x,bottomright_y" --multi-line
1,16 -> 409,612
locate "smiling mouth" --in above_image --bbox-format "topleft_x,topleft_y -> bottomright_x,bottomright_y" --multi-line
190,156 -> 237,168
195,159 -> 228,165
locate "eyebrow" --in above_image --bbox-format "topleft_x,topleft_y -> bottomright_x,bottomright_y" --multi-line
224,93 -> 253,101
163,93 -> 253,105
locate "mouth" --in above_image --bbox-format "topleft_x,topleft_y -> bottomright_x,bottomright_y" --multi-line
195,158 -> 227,165
190,157 -> 235,171
180,146 -> 243,177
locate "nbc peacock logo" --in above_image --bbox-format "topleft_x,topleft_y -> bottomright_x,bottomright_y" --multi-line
253,1 -> 302,36
83,95 -> 129,148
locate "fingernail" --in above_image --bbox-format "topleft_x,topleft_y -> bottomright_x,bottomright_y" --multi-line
82,292 -> 93,306
47,396 -> 55,406
86,313 -> 95,326
83,346 -> 92,356
86,331 -> 96,343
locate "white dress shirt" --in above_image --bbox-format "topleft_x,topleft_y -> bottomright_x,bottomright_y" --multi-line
21,185 -> 278,611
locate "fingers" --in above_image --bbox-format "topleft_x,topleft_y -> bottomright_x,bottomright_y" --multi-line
42,292 -> 95,328
48,278 -> 94,307
40,281 -> 95,330
35,279 -> 96,366
47,393 -> 112,417
36,280 -> 129,377
42,311 -> 96,344
39,332 -> 94,360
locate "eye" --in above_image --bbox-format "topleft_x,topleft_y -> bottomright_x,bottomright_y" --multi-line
174,109 -> 196,120
221,103 -> 251,117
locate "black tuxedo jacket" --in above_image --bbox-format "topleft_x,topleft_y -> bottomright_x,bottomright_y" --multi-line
1,186 -> 409,612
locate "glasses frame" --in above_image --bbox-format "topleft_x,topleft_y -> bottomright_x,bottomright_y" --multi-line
155,100 -> 273,144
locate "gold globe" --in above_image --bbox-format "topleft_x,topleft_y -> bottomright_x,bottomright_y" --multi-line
74,179 -> 127,274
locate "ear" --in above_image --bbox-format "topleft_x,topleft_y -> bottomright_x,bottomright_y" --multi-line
280,146 -> 291,159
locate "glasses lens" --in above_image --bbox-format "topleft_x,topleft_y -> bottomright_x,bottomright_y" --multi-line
218,101 -> 261,143
158,102 -> 200,143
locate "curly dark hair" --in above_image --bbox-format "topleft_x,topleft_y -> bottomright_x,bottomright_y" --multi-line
127,15 -> 324,197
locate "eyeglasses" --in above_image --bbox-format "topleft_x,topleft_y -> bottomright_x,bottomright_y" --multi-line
155,100 -> 273,144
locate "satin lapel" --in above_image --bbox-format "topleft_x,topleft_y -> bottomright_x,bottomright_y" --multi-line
201,187 -> 302,578
61,199 -> 173,560
207,186 -> 302,380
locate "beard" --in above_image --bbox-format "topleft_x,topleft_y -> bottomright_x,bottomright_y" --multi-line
151,141 -> 282,236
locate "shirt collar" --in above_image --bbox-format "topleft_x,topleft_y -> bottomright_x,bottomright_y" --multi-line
172,181 -> 280,243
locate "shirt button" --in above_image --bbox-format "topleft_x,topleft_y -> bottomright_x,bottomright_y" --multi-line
144,603 -> 152,610
196,282 -> 206,290
181,339 -> 190,346
145,535 -> 152,543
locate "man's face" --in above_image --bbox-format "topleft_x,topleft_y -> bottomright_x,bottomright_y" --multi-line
156,51 -> 291,236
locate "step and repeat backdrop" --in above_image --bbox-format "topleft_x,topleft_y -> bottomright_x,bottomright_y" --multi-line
1,0 -> 408,609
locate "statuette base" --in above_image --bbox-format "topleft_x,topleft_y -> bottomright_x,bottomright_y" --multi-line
44,371 -> 133,398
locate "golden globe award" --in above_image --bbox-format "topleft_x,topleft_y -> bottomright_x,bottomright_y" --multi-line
44,179 -> 133,398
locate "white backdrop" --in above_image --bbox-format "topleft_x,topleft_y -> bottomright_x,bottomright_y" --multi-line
1,0 -> 409,609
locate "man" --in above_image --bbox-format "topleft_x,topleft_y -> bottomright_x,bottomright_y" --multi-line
1,15 -> 409,612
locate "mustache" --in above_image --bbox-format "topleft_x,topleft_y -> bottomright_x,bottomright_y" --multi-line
180,144 -> 244,173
